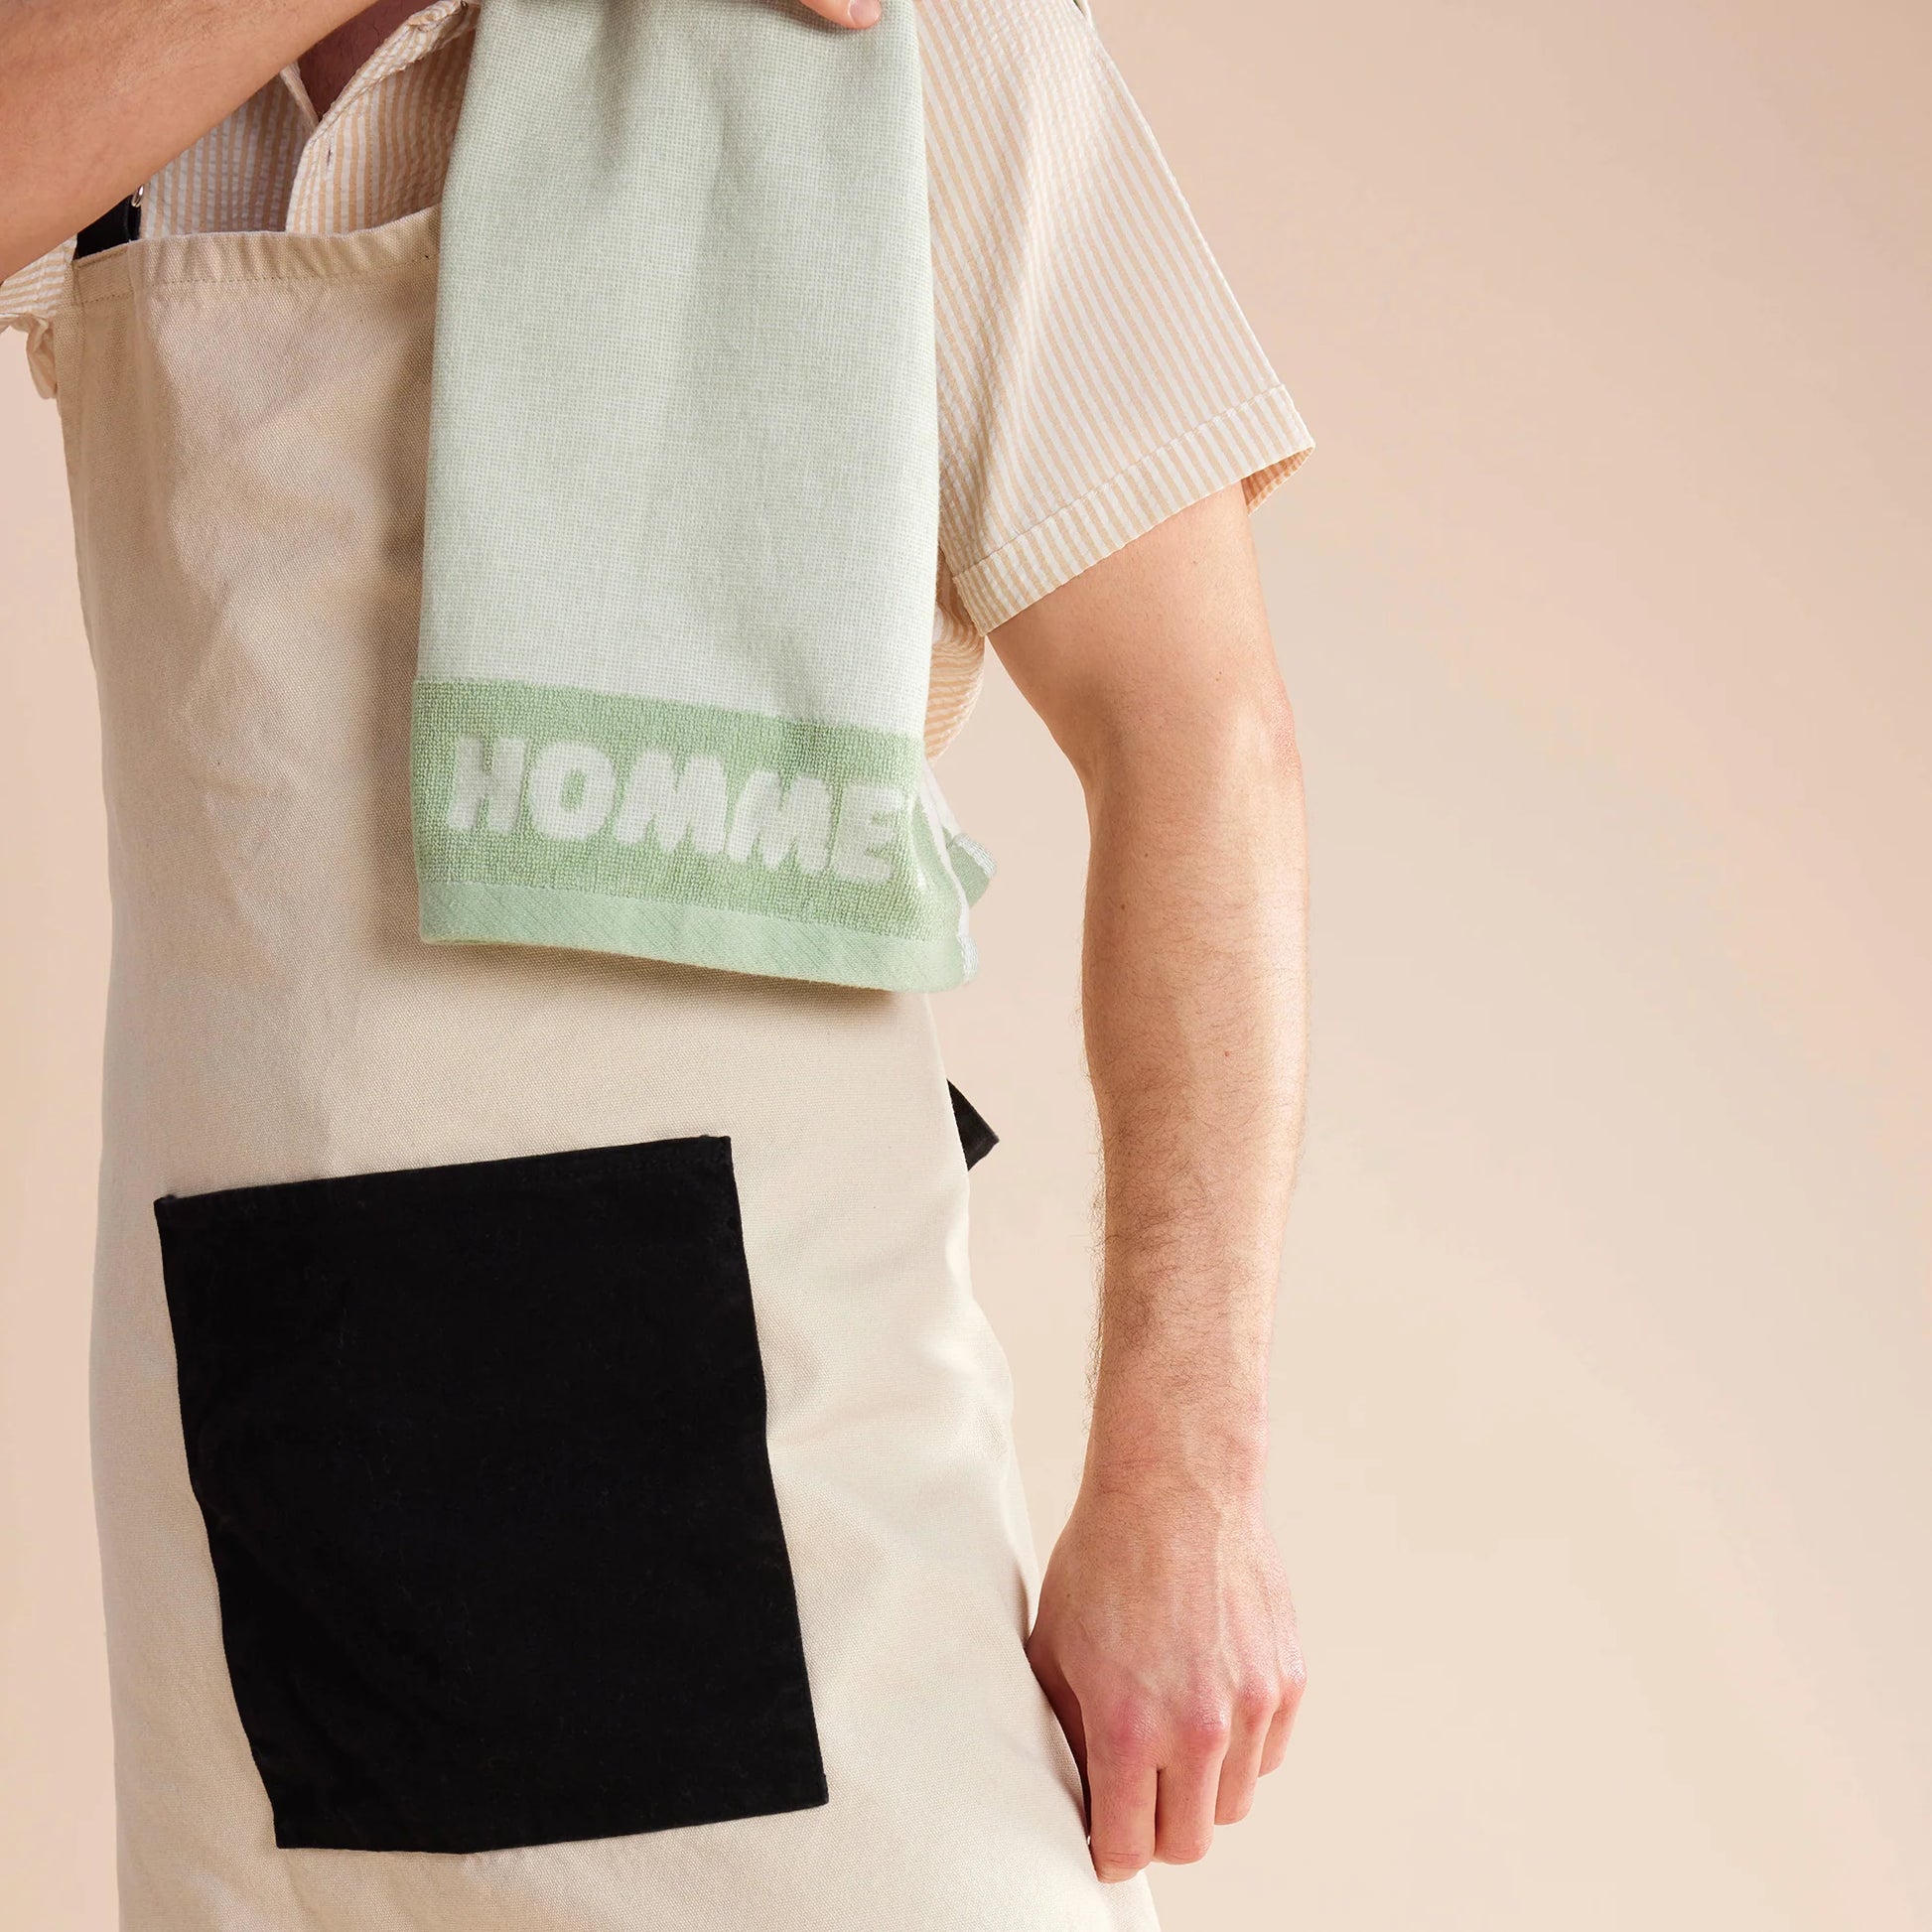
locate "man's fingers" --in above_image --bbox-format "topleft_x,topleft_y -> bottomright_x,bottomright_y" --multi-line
1085,1731 -> 1159,1883
1153,1719 -> 1226,1865
1026,1639 -> 1090,1787
794,0 -> 882,27
1213,1686 -> 1276,1825
1258,1673 -> 1301,1775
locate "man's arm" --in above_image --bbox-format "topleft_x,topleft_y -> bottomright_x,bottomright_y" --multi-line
0,0 -> 886,282
0,0 -> 371,279
990,483 -> 1309,1881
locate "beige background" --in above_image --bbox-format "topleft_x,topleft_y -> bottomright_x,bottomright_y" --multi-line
4,1 -> 1929,1927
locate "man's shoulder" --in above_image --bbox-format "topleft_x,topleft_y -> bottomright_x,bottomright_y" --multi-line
918,0 -> 1099,73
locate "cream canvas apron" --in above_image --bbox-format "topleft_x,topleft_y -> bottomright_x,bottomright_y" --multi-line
51,207 -> 1160,1932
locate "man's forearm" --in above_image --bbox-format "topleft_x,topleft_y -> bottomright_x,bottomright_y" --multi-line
994,486 -> 1308,1878
0,0 -> 367,278
1079,685 -> 1307,1502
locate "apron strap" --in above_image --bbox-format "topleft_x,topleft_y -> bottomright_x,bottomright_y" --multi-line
74,187 -> 143,261
947,1083 -> 1000,1170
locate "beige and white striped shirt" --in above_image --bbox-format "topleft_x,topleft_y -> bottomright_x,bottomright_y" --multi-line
2,0 -> 1311,753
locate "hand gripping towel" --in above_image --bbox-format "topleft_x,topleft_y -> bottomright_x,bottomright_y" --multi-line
412,0 -> 994,991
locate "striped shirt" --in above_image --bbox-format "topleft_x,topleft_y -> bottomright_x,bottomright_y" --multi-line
2,0 -> 1311,754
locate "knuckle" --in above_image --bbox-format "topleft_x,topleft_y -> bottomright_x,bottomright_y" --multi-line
1092,1847 -> 1151,1881
1233,1678 -> 1279,1724
1176,1705 -> 1232,1753
1093,1699 -> 1160,1761
1160,1832 -> 1213,1866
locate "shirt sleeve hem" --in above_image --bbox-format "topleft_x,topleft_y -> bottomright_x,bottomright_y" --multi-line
4,312 -> 60,399
947,383 -> 1314,636
3,236 -> 76,398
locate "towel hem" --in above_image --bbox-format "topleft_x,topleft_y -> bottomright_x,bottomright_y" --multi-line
420,879 -> 977,992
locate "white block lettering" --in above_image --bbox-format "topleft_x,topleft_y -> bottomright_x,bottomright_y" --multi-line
831,782 -> 903,886
450,732 -> 913,901
612,751 -> 730,856
525,741 -> 618,841
727,771 -> 832,873
447,735 -> 527,834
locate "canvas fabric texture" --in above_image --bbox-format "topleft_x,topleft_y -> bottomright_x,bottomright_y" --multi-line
418,0 -> 990,990
55,210 -> 1162,1930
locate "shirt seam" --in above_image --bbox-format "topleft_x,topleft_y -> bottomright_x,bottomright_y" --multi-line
947,381 -> 1311,589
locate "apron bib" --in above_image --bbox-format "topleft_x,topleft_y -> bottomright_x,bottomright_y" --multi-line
53,207 -> 1158,1932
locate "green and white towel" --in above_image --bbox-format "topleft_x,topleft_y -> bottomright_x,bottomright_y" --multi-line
413,0 -> 993,991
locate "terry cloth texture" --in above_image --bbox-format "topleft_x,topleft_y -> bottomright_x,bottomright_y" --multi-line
416,0 -> 982,991
155,1136 -> 827,1856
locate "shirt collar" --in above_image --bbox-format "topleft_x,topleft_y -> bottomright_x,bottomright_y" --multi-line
278,0 -> 477,128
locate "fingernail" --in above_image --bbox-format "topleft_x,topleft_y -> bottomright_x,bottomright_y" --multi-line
849,0 -> 882,24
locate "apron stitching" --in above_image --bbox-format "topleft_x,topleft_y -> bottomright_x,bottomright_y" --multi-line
70,253 -> 436,309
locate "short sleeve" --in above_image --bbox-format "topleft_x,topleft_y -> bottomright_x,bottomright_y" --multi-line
921,0 -> 1313,636
1,240 -> 74,399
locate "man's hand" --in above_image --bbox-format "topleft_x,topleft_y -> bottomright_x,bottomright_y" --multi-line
1028,1480 -> 1305,1879
990,483 -> 1311,1879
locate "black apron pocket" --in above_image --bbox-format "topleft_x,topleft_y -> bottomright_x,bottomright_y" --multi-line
153,1135 -> 826,1856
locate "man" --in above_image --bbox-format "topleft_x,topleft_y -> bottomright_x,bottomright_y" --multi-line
1,1 -> 1311,1925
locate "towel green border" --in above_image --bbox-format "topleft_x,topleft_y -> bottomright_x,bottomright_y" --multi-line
411,678 -> 989,990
